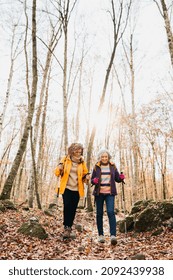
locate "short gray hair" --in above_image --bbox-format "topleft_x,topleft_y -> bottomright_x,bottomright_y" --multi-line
97,149 -> 112,160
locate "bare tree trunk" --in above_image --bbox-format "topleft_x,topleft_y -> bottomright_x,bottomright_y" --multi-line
30,126 -> 42,209
154,0 -> 173,66
152,151 -> 157,200
0,24 -> 22,141
85,70 -> 93,149
161,0 -> 173,66
75,58 -> 83,142
123,33 -> 138,202
36,66 -> 51,204
0,0 -> 38,200
130,34 -> 138,202
13,152 -> 26,203
58,0 -> 78,153
161,139 -> 168,199
28,28 -> 60,207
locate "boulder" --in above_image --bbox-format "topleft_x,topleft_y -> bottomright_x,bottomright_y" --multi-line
119,216 -> 134,233
17,217 -> 48,239
0,201 -> 6,212
118,200 -> 173,233
48,203 -> 57,210
0,199 -> 17,210
158,201 -> 173,220
44,209 -> 55,217
134,206 -> 161,232
151,227 -> 163,236
130,200 -> 154,215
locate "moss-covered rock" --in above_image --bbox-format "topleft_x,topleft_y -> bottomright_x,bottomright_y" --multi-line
44,209 -> 55,217
17,218 -> 48,239
130,205 -> 143,215
151,227 -> 163,236
134,206 -> 161,232
119,200 -> 173,233
158,202 -> 173,220
119,216 -> 134,233
0,199 -> 17,210
0,201 -> 6,212
48,203 -> 57,210
130,200 -> 154,215
133,200 -> 153,207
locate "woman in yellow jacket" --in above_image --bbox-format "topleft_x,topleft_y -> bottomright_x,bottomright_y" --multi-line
55,143 -> 89,239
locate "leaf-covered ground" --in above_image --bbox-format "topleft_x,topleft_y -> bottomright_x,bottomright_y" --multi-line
0,207 -> 173,260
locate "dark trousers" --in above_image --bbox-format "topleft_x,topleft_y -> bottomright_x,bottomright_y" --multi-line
62,188 -> 79,228
95,194 -> 116,236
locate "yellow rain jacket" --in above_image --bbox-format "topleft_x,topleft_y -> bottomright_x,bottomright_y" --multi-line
54,156 -> 88,197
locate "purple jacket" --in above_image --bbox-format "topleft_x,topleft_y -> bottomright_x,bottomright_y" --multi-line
91,161 -> 122,196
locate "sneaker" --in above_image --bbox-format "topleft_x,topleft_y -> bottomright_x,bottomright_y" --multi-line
110,235 -> 117,245
63,227 -> 71,239
98,235 -> 105,243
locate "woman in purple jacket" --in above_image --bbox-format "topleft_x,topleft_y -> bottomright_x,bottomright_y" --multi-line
91,149 -> 125,245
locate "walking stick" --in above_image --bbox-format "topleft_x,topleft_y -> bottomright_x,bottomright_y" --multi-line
121,172 -> 127,236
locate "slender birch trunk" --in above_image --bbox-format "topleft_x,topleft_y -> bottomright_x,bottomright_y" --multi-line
0,0 -> 38,200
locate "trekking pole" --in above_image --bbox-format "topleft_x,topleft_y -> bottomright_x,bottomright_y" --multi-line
91,196 -> 96,245
121,172 -> 127,236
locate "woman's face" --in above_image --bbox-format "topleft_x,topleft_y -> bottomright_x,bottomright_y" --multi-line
100,152 -> 109,164
73,148 -> 82,157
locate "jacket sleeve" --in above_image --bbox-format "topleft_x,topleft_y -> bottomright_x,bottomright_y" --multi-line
54,157 -> 65,177
91,167 -> 97,185
82,162 -> 89,182
83,161 -> 88,175
114,168 -> 122,183
54,166 -> 61,177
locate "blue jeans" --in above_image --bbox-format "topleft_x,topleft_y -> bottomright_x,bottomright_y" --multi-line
95,194 -> 116,236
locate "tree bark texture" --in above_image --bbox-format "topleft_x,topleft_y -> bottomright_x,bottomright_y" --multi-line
0,0 -> 38,200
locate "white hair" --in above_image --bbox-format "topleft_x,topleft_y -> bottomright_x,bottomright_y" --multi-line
97,149 -> 112,160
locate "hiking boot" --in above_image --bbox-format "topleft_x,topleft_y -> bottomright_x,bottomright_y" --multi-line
110,235 -> 117,245
98,235 -> 105,243
63,227 -> 71,239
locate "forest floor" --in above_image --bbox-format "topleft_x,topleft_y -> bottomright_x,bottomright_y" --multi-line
0,207 -> 173,260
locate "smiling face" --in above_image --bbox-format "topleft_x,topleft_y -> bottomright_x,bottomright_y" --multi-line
73,148 -> 82,158
100,152 -> 109,164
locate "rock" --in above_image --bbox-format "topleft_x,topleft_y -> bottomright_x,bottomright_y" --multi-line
131,253 -> 146,260
78,246 -> 85,252
48,203 -> 57,210
22,207 -> 30,211
130,200 -> 154,215
119,216 -> 134,233
158,201 -> 173,220
75,224 -> 83,232
70,232 -> 76,239
44,209 -> 55,217
29,217 -> 39,224
133,200 -> 153,207
130,205 -> 143,215
134,206 -> 161,232
151,227 -> 163,236
0,201 -> 6,212
18,220 -> 48,239
0,199 -> 17,210
118,200 -> 173,233
162,217 -> 173,229
114,208 -> 119,214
